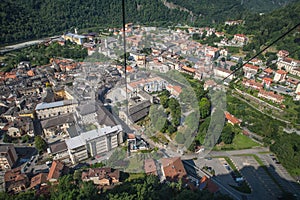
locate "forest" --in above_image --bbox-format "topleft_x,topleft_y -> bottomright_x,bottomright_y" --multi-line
1,0 -> 298,45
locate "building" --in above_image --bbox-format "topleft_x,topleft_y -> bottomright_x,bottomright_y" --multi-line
224,111 -> 241,126
262,77 -> 272,88
65,125 -> 123,164
166,85 -> 182,97
30,173 -> 47,189
41,113 -> 75,137
242,79 -> 262,90
213,67 -> 234,80
35,100 -> 78,120
47,141 -> 69,162
277,50 -> 289,58
0,144 -> 18,170
181,66 -> 196,75
243,64 -> 259,79
81,167 -> 120,185
75,103 -> 98,125
258,90 -> 284,103
63,33 -> 87,45
199,176 -> 219,193
4,168 -> 29,193
233,34 -> 248,44
160,157 -> 187,182
273,70 -> 287,82
47,160 -> 69,183
144,159 -> 158,176
277,57 -> 300,72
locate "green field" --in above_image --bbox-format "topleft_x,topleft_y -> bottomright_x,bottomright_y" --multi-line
215,133 -> 260,150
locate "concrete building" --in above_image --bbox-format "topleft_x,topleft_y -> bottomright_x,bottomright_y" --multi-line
65,125 -> 123,164
35,100 -> 78,120
0,144 -> 18,170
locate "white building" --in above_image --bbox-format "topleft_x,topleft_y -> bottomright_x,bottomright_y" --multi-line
65,125 -> 123,164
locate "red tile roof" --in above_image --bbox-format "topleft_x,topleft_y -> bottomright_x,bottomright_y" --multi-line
160,157 -> 187,181
224,111 -> 241,125
276,70 -> 287,75
263,77 -> 272,84
144,159 -> 157,175
182,66 -> 196,73
47,160 -> 65,181
30,173 -> 47,188
264,68 -> 273,74
244,64 -> 259,71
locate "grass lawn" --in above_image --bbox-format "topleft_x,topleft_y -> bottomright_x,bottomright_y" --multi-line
215,134 -> 260,150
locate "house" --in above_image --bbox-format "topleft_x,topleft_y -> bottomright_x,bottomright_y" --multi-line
233,34 -> 248,44
224,111 -> 241,126
277,50 -> 289,58
160,157 -> 187,182
242,79 -> 262,90
181,66 -> 196,75
30,173 -> 47,189
243,64 -> 259,79
4,168 -> 29,193
47,160 -> 69,183
262,77 -> 272,88
277,57 -> 300,72
264,68 -> 274,76
0,144 -> 18,170
65,125 -> 123,164
144,159 -> 157,176
81,167 -> 120,186
258,89 -> 284,103
166,85 -> 182,97
273,70 -> 287,82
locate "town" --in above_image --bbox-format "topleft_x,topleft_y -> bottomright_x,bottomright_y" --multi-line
0,21 -> 299,200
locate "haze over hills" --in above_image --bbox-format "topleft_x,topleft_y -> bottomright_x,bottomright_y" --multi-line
0,0 -> 298,45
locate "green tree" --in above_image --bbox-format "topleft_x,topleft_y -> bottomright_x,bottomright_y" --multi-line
34,136 -> 47,153
220,124 -> 235,144
199,97 -> 211,119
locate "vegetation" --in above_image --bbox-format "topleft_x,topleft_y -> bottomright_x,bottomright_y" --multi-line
1,42 -> 87,71
34,136 -> 47,153
270,133 -> 300,176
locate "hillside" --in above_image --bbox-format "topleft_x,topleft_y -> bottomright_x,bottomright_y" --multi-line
242,1 -> 300,59
0,0 -> 296,45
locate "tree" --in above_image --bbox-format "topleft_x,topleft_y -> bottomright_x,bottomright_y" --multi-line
77,181 -> 99,200
199,98 -> 211,119
159,95 -> 169,108
220,124 -> 235,144
34,136 -> 47,153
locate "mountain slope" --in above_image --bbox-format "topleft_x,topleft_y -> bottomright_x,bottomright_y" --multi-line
0,0 -> 297,45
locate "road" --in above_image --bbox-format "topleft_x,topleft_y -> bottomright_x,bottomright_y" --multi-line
0,36 -> 61,54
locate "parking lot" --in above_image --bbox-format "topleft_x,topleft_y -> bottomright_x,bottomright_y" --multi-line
231,156 -> 281,200
194,157 -> 237,187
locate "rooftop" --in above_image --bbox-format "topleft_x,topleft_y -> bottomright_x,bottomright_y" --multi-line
65,125 -> 122,149
36,100 -> 77,110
